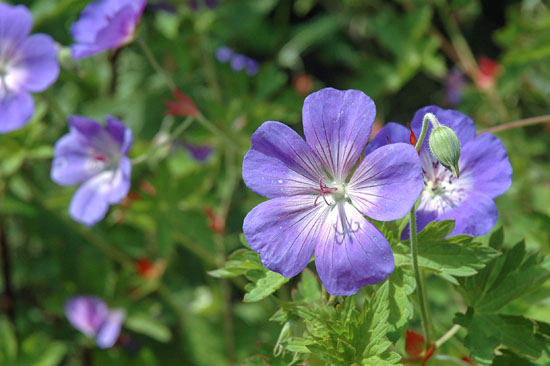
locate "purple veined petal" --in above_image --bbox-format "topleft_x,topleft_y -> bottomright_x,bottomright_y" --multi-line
314,202 -> 395,296
230,54 -> 247,71
243,195 -> 330,278
437,191 -> 498,237
68,115 -> 119,156
51,133 -> 108,186
65,296 -> 109,337
0,4 -> 33,46
0,91 -> 34,133
347,143 -> 423,221
242,121 -> 324,198
459,134 -> 512,199
68,115 -> 104,137
7,34 -> 59,93
106,115 -> 133,155
69,163 -> 131,226
302,88 -> 376,183
215,46 -> 233,63
364,122 -> 410,155
410,106 -> 477,150
95,309 -> 125,349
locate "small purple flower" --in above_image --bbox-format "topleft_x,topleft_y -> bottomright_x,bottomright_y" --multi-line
244,58 -> 259,76
0,3 -> 59,133
445,69 -> 466,106
184,142 -> 213,162
230,54 -> 247,71
215,46 -> 233,63
189,0 -> 218,10
366,106 -> 512,237
243,88 -> 424,295
51,115 -> 133,226
71,0 -> 147,59
65,296 -> 125,349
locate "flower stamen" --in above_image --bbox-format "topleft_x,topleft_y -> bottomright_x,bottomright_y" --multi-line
314,178 -> 337,207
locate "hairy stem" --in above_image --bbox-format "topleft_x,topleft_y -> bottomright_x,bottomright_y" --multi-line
435,324 -> 461,348
478,114 -> 550,134
136,38 -> 176,90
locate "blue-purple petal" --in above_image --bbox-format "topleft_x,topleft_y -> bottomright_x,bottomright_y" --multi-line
106,115 -> 133,155
96,309 -> 125,349
460,134 -> 512,199
243,195 -> 328,278
364,122 -> 410,155
438,192 -> 498,237
315,203 -> 394,295
65,296 -> 109,337
0,4 -> 32,44
243,121 -> 324,198
302,88 -> 376,182
348,143 -> 423,221
0,92 -> 34,133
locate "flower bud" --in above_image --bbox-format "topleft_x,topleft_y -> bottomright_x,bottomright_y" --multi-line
429,125 -> 461,177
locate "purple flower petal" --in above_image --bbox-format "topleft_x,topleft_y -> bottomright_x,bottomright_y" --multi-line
65,296 -> 109,337
437,192 -> 498,237
185,143 -> 213,162
230,54 -> 247,71
243,121 -> 324,198
314,202 -> 394,295
364,122 -> 409,155
243,195 -> 329,278
459,134 -> 512,199
106,115 -> 133,155
410,106 -> 476,150
0,92 -> 34,133
8,34 -> 59,93
0,4 -> 32,44
215,46 -> 233,63
245,58 -> 259,76
347,143 -> 423,221
69,158 -> 131,226
51,133 -> 108,186
71,0 -> 147,59
302,88 -> 376,182
96,309 -> 125,349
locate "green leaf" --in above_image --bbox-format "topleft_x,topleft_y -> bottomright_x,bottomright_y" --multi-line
244,269 -> 290,302
125,314 -> 172,342
395,220 -> 500,283
0,318 -> 17,362
455,310 -> 546,365
386,267 -> 415,342
292,269 -> 322,304
32,342 -> 67,366
207,249 -> 263,278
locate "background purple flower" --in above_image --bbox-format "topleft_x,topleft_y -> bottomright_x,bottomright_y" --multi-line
71,0 -> 147,59
0,3 -> 59,133
445,69 -> 466,106
242,88 -> 423,295
215,46 -> 234,63
184,142 -> 213,162
51,115 -> 133,226
366,106 -> 512,237
244,58 -> 259,76
65,296 -> 125,349
230,54 -> 247,71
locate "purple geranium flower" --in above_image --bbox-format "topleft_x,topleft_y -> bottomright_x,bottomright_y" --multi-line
244,58 -> 259,76
366,106 -> 512,237
184,142 -> 213,163
0,3 -> 59,133
51,115 -> 133,226
65,296 -> 125,349
215,46 -> 233,63
445,69 -> 466,107
71,0 -> 147,59
242,88 -> 424,295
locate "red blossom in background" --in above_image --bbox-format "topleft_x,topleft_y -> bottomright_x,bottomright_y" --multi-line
205,208 -> 225,234
404,330 -> 435,366
476,57 -> 500,90
164,89 -> 199,117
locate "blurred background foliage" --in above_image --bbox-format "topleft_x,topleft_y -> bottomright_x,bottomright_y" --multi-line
0,0 -> 549,365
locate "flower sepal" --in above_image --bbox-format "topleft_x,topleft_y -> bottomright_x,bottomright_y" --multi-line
428,124 -> 461,178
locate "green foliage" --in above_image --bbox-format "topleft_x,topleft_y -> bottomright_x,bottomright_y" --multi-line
394,220 -> 501,283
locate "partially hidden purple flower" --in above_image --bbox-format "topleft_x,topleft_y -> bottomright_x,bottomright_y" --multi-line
189,0 -> 218,10
0,3 -> 59,133
71,0 -> 147,59
184,142 -> 213,163
230,54 -> 247,71
244,58 -> 259,76
445,69 -> 466,107
242,88 -> 424,295
51,115 -> 133,226
215,46 -> 233,63
366,106 -> 512,237
65,296 -> 125,349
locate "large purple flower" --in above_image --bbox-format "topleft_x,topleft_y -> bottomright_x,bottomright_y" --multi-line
366,106 -> 512,237
51,115 -> 133,226
242,88 -> 424,295
71,0 -> 147,59
65,296 -> 125,349
0,3 -> 59,133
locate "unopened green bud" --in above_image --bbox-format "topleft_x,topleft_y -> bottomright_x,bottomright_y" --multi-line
429,125 -> 461,177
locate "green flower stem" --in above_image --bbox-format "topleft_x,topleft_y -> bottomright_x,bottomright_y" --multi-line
409,206 -> 433,346
434,324 -> 461,348
409,114 -> 434,346
195,113 -> 243,154
132,117 -> 194,165
477,114 -> 550,135
136,38 -> 176,90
